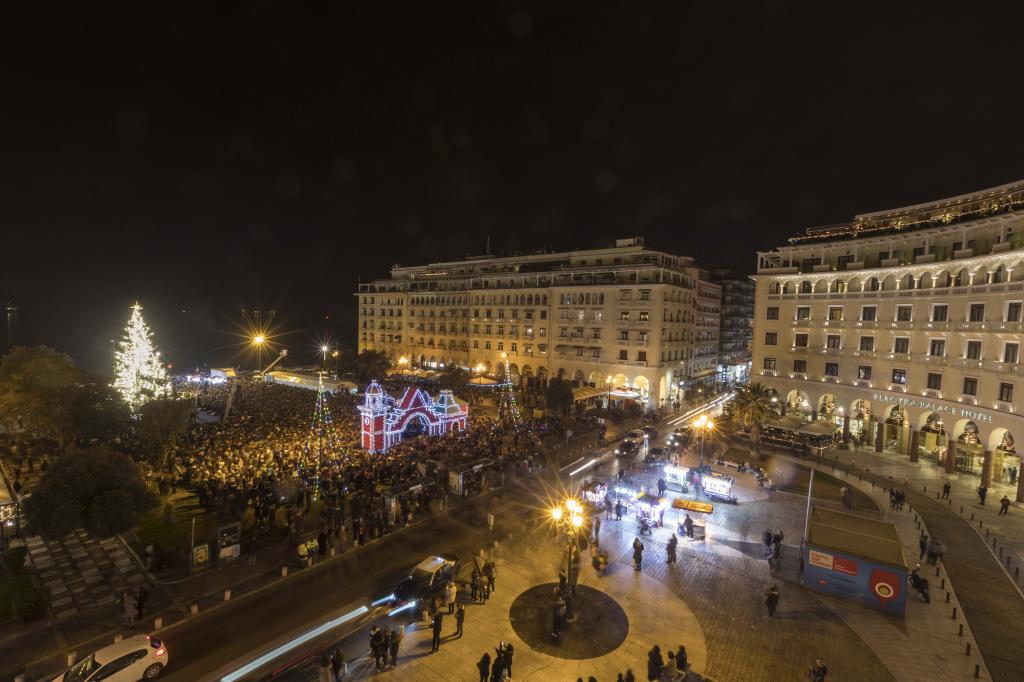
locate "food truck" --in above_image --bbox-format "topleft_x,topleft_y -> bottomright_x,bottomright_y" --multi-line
700,471 -> 737,503
581,480 -> 609,507
635,493 -> 666,527
662,465 -> 690,493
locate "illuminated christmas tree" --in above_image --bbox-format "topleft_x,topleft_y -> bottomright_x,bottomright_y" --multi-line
113,303 -> 169,412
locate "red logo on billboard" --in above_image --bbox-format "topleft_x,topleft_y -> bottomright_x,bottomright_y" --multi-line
833,556 -> 858,576
869,568 -> 901,608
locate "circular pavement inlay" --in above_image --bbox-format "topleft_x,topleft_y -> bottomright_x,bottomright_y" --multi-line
508,583 -> 629,659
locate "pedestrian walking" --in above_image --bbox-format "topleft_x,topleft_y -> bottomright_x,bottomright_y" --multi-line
762,528 -> 773,553
455,602 -> 466,637
605,497 -> 613,520
657,477 -> 667,497
485,560 -> 496,593
808,658 -> 828,680
369,626 -> 386,670
978,485 -> 988,506
552,594 -> 566,638
477,653 -> 491,682
666,534 -> 677,564
121,589 -> 136,627
446,580 -> 458,614
646,644 -> 664,681
918,534 -> 928,560
942,481 -> 951,499
683,513 -> 694,539
765,583 -> 780,618
633,537 -> 644,571
471,569 -> 481,601
135,585 -> 149,620
926,538 -> 939,565
331,648 -> 346,681
389,627 -> 402,668
1000,495 -> 1011,516
615,500 -> 624,521
676,645 -> 688,671
430,611 -> 444,653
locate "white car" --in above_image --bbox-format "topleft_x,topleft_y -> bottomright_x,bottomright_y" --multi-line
54,634 -> 167,681
627,429 -> 646,440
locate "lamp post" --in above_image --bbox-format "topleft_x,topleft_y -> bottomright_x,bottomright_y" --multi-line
551,499 -> 584,612
332,350 -> 339,377
695,413 -> 715,469
320,344 -> 330,372
252,334 -> 266,373
605,375 -> 612,409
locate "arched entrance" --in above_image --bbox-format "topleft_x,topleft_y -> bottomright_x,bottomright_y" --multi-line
786,389 -> 811,419
988,428 -> 1018,482
849,399 -> 873,446
588,371 -> 603,387
917,412 -> 948,464
572,370 -> 585,386
536,366 -> 548,387
884,405 -> 911,454
953,420 -> 983,473
402,412 -> 432,439
633,376 -> 651,407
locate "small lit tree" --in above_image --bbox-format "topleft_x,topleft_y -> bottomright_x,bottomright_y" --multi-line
113,303 -> 169,413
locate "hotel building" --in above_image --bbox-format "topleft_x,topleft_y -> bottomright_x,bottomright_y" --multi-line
356,238 -> 721,409
752,179 -> 1024,495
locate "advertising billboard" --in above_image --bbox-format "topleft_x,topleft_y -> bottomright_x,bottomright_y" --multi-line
802,544 -> 906,616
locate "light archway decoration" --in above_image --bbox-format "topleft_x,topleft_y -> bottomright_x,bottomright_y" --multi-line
358,381 -> 468,453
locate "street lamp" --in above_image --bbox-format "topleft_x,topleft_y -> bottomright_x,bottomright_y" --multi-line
694,413 -> 715,469
550,498 -> 584,615
252,334 -> 266,372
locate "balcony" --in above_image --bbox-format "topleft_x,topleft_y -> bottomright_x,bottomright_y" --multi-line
790,319 -> 812,327
919,355 -> 948,366
790,372 -> 807,380
822,376 -> 839,383
984,360 -> 1013,372
823,348 -> 843,356
852,350 -> 877,359
960,395 -> 978,406
996,401 -> 1015,413
953,358 -> 983,369
991,321 -> 1024,333
923,389 -> 942,399
791,346 -> 810,354
889,353 -> 912,362
955,322 -> 987,331
887,321 -> 914,330
760,369 -> 778,377
854,380 -> 872,388
855,320 -> 878,329
924,321 -> 950,331
889,384 -> 908,392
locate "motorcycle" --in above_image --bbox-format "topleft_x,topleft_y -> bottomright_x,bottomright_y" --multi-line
909,565 -> 930,603
638,517 -> 653,536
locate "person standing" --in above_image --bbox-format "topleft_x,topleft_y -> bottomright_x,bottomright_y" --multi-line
430,610 -> 444,653
1000,495 -> 1011,516
978,485 -> 988,506
594,516 -> 601,546
477,653 -> 491,682
455,602 -> 466,638
445,580 -> 458,614
389,627 -> 402,669
135,585 -> 149,621
646,645 -> 664,682
808,658 -> 828,680
615,500 -> 624,521
666,534 -> 677,564
485,560 -> 497,593
552,594 -> 566,638
942,481 -> 951,499
471,569 -> 481,602
330,648 -> 346,681
121,589 -> 136,627
765,583 -> 780,618
633,537 -> 644,571
317,655 -> 333,682
683,514 -> 694,539
918,534 -> 928,560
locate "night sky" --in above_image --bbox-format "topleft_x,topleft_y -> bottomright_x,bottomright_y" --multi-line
5,1 -> 1024,372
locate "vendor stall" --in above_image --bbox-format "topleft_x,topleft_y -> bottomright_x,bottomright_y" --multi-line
635,493 -> 667,527
700,471 -> 737,503
581,480 -> 609,507
662,464 -> 690,493
611,485 -> 639,512
381,477 -> 436,525
448,458 -> 494,497
671,498 -> 712,540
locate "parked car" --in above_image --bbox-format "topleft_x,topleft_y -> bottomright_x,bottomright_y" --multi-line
54,634 -> 167,681
627,429 -> 646,441
614,439 -> 640,457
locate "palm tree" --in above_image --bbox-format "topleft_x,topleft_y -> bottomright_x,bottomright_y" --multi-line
731,383 -> 776,453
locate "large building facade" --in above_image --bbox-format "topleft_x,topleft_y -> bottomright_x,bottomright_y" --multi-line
752,179 -> 1024,491
712,270 -> 754,384
356,238 -> 721,408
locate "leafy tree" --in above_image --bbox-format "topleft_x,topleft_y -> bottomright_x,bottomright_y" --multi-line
0,347 -> 83,447
438,366 -> 470,393
69,377 -> 131,443
137,398 -> 194,472
339,350 -> 390,383
730,382 -> 777,453
23,447 -> 154,539
545,378 -> 575,415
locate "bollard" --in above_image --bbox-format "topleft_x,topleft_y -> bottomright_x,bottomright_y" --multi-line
948,498 -> 952,507
936,492 -> 940,499
924,486 -> 927,493
975,663 -> 980,678
1000,547 -> 1004,558
980,520 -> 983,529
936,565 -> 941,576
113,633 -> 122,643
966,642 -> 971,655
1006,556 -> 1012,567
190,603 -> 199,616
992,537 -> 997,548
961,505 -> 964,514
986,528 -> 990,538
67,652 -> 77,667
154,617 -> 163,630
958,623 -> 964,637
946,591 -> 950,603
224,589 -> 231,601
941,578 -> 945,589
971,513 -> 975,521
1016,566 -> 1020,580
281,566 -> 288,578
952,607 -> 958,619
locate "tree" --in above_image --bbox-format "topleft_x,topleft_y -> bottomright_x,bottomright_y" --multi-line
731,383 -> 777,453
438,366 -> 470,393
137,398 -> 194,472
69,377 -> 131,443
339,350 -> 390,383
545,378 -> 575,415
23,447 -> 154,539
113,303 -> 169,413
0,346 -> 83,447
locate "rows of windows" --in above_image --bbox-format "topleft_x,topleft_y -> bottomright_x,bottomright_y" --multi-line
764,330 -> 1020,362
766,302 -> 1024,323
764,357 -> 1015,403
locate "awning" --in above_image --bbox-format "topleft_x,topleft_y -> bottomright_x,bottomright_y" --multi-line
469,376 -> 498,386
799,420 -> 840,435
572,386 -> 606,402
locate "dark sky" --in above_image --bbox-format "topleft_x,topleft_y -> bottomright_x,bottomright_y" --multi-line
4,1 -> 1024,372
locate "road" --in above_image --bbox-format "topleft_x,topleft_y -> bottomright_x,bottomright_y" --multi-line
152,483 -> 539,682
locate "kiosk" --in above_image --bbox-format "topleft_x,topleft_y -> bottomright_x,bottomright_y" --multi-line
672,498 -> 712,540
381,477 -> 436,525
700,471 -> 737,503
662,465 -> 690,493
448,458 -> 494,497
635,493 -> 666,527
802,506 -> 908,616
581,480 -> 609,507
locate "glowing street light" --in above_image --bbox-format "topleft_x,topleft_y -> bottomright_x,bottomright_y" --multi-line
694,413 -> 715,469
551,506 -> 563,521
252,334 -> 267,372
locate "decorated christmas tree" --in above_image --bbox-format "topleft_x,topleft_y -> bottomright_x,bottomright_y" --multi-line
113,303 -> 169,412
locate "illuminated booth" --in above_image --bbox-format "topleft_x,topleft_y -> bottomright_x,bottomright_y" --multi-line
662,464 -> 690,493
700,471 -> 737,504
